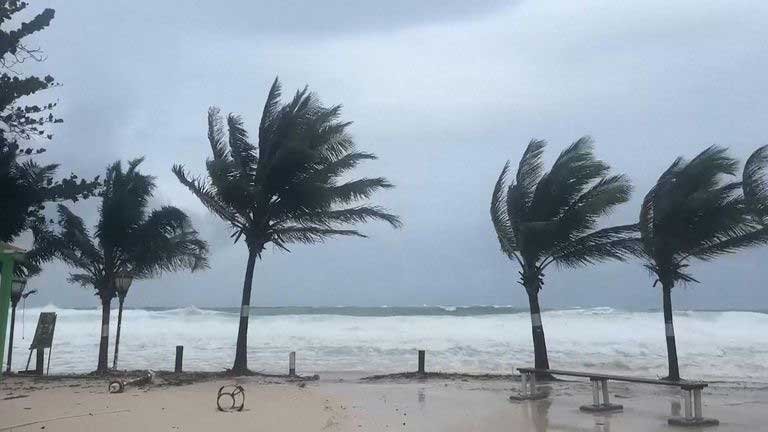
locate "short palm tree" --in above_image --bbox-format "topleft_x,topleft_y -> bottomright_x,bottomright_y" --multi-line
638,146 -> 768,380
173,78 -> 401,375
490,137 -> 637,373
39,158 -> 208,373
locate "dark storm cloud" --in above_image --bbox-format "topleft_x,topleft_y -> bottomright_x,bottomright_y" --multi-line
17,0 -> 768,310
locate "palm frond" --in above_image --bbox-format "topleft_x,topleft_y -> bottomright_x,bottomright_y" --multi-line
490,161 -> 518,260
548,224 -> 641,268
744,145 -> 768,221
129,206 -> 210,277
172,164 -> 247,229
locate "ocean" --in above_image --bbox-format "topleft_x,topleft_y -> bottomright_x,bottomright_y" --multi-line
4,306 -> 768,382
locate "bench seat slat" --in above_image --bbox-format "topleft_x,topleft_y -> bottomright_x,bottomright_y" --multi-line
518,368 -> 707,389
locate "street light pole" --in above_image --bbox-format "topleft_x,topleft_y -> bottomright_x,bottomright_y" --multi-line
112,273 -> 133,370
0,243 -> 26,383
6,278 -> 28,373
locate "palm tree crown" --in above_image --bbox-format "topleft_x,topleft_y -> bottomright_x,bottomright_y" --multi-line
173,78 -> 400,374
639,146 -> 766,286
491,137 -> 636,371
174,79 -> 400,253
491,137 -> 637,281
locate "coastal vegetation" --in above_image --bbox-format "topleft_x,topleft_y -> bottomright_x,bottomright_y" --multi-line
489,137 -> 638,373
34,158 -> 208,373
636,146 -> 768,380
173,79 -> 401,374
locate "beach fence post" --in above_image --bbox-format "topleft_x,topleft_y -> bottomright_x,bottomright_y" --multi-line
289,351 -> 296,376
175,345 -> 183,373
418,350 -> 425,374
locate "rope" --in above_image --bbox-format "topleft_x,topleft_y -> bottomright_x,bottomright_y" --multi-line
0,409 -> 130,431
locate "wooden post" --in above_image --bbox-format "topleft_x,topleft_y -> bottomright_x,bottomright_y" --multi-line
175,345 -> 183,373
289,351 -> 296,376
35,349 -> 44,374
418,350 -> 425,374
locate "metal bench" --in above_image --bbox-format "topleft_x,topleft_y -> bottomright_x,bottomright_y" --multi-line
514,368 -> 719,427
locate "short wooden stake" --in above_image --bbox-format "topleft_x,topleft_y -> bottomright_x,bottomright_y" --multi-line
289,351 -> 296,376
174,345 -> 183,373
418,350 -> 425,374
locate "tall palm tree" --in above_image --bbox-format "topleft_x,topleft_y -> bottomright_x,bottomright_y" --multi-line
638,146 -> 768,380
490,137 -> 637,373
743,145 -> 768,225
173,78 -> 401,375
39,158 -> 208,373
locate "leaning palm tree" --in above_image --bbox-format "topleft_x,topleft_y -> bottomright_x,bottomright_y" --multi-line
39,158 -> 208,373
173,78 -> 401,375
638,146 -> 768,380
490,137 -> 637,373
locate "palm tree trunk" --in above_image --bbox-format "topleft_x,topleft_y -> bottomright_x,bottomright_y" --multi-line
5,303 -> 17,373
232,248 -> 257,374
112,296 -> 125,370
661,282 -> 680,380
96,295 -> 112,373
526,288 -> 550,372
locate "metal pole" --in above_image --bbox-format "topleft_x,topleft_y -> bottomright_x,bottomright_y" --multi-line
46,346 -> 52,375
418,350 -> 425,374
289,351 -> 296,376
175,345 -> 184,373
113,297 -> 124,370
0,257 -> 16,383
6,304 -> 16,373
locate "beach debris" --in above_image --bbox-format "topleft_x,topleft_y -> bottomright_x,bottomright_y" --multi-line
216,384 -> 245,412
108,371 -> 154,394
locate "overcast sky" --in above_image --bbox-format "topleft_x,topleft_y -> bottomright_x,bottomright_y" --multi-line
16,0 -> 768,309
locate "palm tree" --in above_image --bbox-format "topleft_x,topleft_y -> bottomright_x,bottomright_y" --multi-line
173,78 -> 401,375
5,277 -> 36,373
40,158 -> 208,373
638,146 -> 768,380
743,145 -> 768,224
490,137 -> 637,373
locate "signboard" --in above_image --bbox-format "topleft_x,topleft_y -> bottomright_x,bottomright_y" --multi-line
29,312 -> 56,350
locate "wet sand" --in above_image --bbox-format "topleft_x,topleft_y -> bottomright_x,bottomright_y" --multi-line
1,373 -> 767,431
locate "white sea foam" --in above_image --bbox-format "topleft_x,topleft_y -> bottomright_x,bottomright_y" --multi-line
4,306 -> 767,382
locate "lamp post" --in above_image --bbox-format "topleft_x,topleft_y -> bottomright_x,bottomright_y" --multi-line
0,243 -> 26,382
6,277 -> 32,373
112,272 -> 133,370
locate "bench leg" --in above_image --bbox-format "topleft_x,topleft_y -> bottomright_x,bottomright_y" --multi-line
509,372 -> 547,401
668,388 -> 719,427
521,373 -> 528,396
580,379 -> 623,413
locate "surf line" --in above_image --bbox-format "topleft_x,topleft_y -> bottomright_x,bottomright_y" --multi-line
0,409 -> 131,430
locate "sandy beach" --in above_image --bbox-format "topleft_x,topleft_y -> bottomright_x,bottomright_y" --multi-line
2,372 -> 766,431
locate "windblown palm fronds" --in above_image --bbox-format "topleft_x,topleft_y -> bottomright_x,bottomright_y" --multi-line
173,78 -> 401,374
639,146 -> 768,380
491,137 -> 636,371
38,158 -> 208,372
